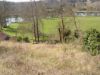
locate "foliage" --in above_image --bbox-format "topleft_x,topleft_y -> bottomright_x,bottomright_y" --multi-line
17,36 -> 23,42
64,29 -> 72,43
74,30 -> 80,39
23,37 -> 30,43
17,36 -> 30,43
83,29 -> 100,55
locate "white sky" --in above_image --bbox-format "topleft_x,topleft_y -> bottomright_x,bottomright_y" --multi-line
0,0 -> 39,2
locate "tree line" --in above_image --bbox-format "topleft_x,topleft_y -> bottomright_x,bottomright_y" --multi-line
0,0 -> 100,43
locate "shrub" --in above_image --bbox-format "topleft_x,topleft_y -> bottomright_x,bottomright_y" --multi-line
64,29 -> 72,43
74,30 -> 80,39
23,37 -> 30,43
83,29 -> 100,55
17,36 -> 23,42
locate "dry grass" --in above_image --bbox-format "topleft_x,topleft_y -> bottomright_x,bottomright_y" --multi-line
0,41 -> 100,75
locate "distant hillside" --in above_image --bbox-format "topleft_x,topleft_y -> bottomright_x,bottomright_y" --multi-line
0,0 -> 100,18
45,0 -> 100,7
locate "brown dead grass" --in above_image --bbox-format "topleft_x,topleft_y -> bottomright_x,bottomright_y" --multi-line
0,41 -> 100,75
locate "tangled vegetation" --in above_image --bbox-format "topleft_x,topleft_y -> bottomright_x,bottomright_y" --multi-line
83,29 -> 100,55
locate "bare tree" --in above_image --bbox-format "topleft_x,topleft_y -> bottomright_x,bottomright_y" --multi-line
0,0 -> 7,30
30,0 -> 40,43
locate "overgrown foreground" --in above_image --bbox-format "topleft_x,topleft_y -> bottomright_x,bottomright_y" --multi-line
0,41 -> 100,75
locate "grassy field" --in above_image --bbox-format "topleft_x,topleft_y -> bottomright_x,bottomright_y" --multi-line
0,17 -> 100,75
0,41 -> 100,75
77,17 -> 100,31
3,16 -> 100,36
43,17 -> 100,33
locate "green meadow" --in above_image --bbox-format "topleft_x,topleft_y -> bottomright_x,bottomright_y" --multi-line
3,16 -> 100,36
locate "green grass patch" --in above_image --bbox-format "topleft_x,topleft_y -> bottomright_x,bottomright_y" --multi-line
77,16 -> 100,31
3,17 -> 100,37
3,23 -> 19,36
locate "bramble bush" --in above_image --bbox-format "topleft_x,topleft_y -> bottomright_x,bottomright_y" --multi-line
83,29 -> 100,55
